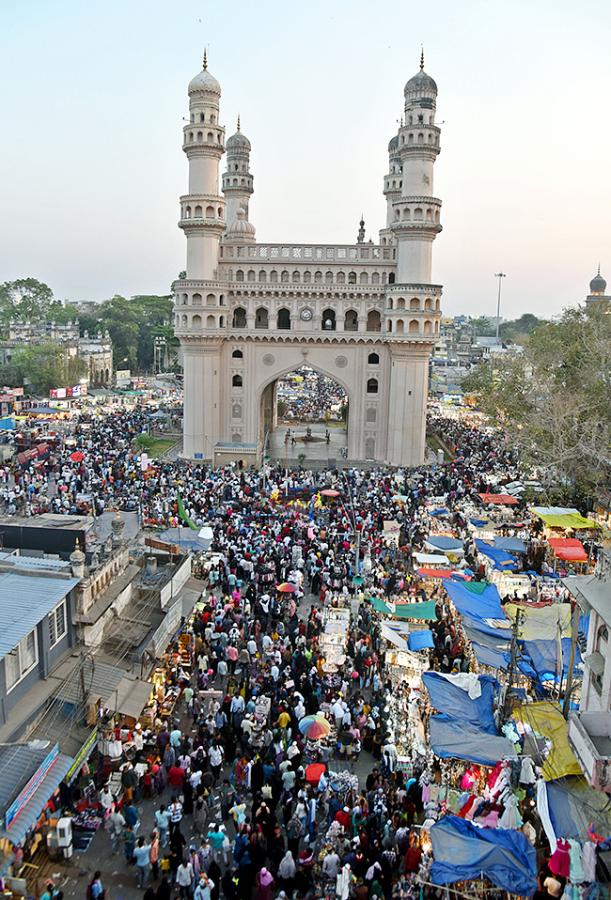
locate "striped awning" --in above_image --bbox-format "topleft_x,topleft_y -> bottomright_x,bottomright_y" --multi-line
0,753 -> 73,846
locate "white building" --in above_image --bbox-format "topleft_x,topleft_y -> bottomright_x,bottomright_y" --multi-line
565,550 -> 611,792
174,52 -> 443,466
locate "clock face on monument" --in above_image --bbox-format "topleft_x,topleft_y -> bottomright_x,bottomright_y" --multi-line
300,308 -> 313,322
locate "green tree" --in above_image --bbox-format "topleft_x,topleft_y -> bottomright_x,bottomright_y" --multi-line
499,313 -> 545,344
0,342 -> 87,395
463,304 -> 611,499
470,316 -> 495,336
0,278 -> 54,327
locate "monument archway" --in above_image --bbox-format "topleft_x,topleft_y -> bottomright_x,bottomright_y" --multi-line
259,363 -> 349,463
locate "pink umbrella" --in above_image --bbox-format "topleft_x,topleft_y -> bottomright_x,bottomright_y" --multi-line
277,582 -> 297,593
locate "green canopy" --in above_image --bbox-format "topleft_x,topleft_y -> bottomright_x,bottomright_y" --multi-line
370,597 -> 391,614
393,600 -> 437,621
532,510 -> 600,530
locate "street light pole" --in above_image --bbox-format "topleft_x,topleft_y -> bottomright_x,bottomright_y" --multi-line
494,272 -> 506,342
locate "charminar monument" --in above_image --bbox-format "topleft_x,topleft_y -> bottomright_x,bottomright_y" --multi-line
174,50 -> 443,466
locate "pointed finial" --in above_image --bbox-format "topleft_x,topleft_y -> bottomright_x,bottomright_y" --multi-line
400,115 -> 404,128
598,262 -> 601,276
203,49 -> 208,70
420,46 -> 424,70
237,114 -> 241,132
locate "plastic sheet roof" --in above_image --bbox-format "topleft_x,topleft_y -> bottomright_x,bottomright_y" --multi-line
0,572 -> 79,658
548,537 -> 588,562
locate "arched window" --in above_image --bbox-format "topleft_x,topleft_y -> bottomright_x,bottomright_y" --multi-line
185,206 -> 192,218
218,207 -> 223,217
435,298 -> 440,310
206,293 -> 215,306
259,270 -> 267,283
396,298 -> 406,309
322,308 -> 336,330
232,374 -> 243,387
194,205 -> 202,217
366,408 -> 377,423
410,297 -> 420,310
269,270 -> 278,283
426,208 -> 433,221
325,271 -> 334,284
388,273 -> 395,284
232,307 -> 247,328
255,307 -> 269,329
336,271 -> 346,285
232,349 -> 243,359
235,270 -> 244,282
425,298 -> 434,310
277,308 -> 291,329
371,272 -> 380,285
387,319 -> 392,332
435,320 -> 440,333
197,131 -> 203,142
281,270 -> 289,283
206,205 -> 214,217
192,314 -> 202,326
388,298 -> 393,310
232,432 -> 242,442
219,315 -> 224,327
207,131 -> 214,142
292,271 -> 300,283
417,132 -> 424,144
359,272 -> 369,285
396,319 -> 404,334
366,309 -> 381,332
344,309 -> 358,331
181,293 -> 188,305
192,292 -> 202,305
205,314 -> 214,328
408,133 -> 413,145
219,295 -> 225,306
424,320 -> 433,335
402,208 -> 411,220
368,352 -> 380,365
303,270 -> 312,283
366,378 -> 378,394
232,403 -> 242,417
348,271 -> 357,284
247,270 -> 255,282
414,208 -> 423,220
314,271 -> 323,284
408,319 -> 419,334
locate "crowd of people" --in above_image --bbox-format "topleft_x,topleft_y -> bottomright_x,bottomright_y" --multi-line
2,397 -> 603,900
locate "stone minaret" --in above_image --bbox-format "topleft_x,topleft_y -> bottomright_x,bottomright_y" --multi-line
222,116 -> 254,232
174,52 -> 227,459
385,51 -> 443,466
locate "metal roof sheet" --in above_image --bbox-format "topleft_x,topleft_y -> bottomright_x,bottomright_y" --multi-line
0,752 -> 73,846
0,744 -> 49,811
0,572 -> 79,658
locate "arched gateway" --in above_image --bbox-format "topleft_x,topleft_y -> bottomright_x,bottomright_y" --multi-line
175,51 -> 443,467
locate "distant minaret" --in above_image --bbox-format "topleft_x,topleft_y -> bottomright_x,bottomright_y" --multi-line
357,215 -> 366,243
222,115 -> 254,232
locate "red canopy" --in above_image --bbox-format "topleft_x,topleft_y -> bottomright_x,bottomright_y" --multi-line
418,567 -> 454,579
478,492 -> 519,505
548,538 -> 588,562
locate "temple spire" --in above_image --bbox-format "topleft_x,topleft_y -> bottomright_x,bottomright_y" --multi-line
203,48 -> 208,70
420,46 -> 424,70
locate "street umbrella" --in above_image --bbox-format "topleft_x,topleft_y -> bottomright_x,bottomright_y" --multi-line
69,450 -> 85,462
321,489 -> 340,497
276,581 -> 297,593
298,714 -> 332,740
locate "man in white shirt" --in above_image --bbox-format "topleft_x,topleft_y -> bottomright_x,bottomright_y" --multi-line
176,860 -> 194,900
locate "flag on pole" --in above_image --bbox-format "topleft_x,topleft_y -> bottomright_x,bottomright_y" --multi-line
176,493 -> 197,530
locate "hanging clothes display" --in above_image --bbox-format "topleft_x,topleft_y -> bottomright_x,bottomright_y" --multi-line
549,837 -> 571,878
568,839 -> 585,884
582,842 -> 596,884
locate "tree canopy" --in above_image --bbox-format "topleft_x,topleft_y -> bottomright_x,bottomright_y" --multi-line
0,342 -> 87,395
463,304 -> 611,501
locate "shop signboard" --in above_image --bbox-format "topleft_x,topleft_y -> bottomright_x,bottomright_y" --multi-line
65,728 -> 98,785
4,743 -> 60,828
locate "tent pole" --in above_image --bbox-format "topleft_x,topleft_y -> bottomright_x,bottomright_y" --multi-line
562,598 -> 580,719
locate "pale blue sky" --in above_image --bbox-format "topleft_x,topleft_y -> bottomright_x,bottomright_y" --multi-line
1,0 -> 609,318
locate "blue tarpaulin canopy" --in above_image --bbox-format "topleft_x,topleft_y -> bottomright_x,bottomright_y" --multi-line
426,535 -> 463,552
431,815 -> 537,896
422,672 -> 499,734
408,630 -> 435,651
547,777 -> 611,842
430,508 -> 450,517
475,539 -> 518,571
493,536 -> 527,554
429,718 -> 518,765
444,580 -> 507,622
523,638 -> 582,683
